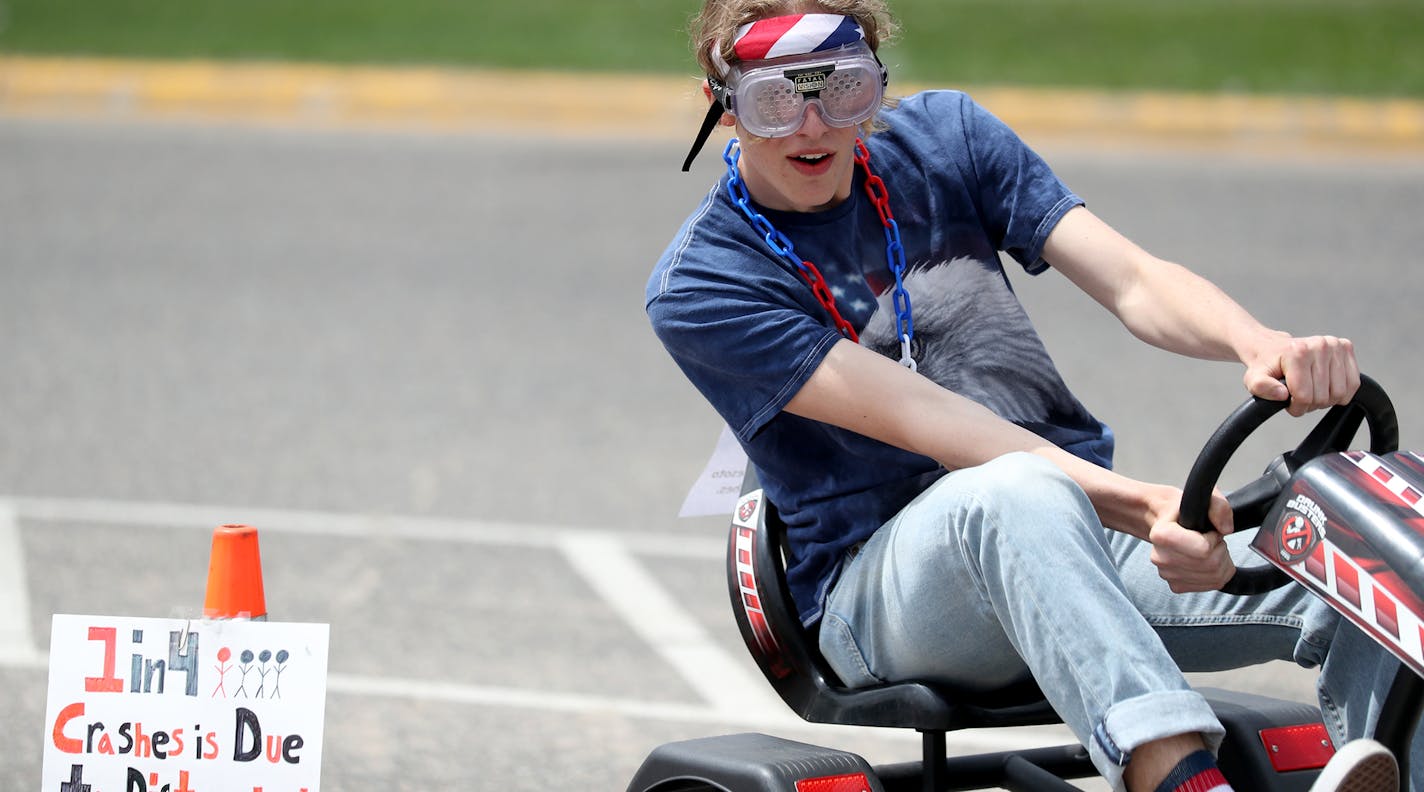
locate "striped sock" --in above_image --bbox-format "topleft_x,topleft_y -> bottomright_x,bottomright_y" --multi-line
1153,749 -> 1234,792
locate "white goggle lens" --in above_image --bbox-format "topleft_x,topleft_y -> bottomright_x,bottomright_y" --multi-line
751,79 -> 802,129
820,68 -> 873,120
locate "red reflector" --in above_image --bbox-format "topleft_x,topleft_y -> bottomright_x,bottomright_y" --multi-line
795,773 -> 873,792
1260,723 -> 1334,773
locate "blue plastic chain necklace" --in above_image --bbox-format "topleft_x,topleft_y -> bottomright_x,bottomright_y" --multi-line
722,137 -> 916,370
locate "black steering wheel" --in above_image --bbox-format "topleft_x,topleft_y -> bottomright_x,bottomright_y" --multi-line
1179,374 -> 1400,596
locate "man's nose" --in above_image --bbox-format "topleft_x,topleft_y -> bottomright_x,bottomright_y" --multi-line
797,101 -> 830,135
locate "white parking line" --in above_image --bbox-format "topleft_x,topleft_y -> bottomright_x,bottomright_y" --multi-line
0,643 -> 782,729
3,494 -> 725,558
0,498 -> 39,664
0,646 -> 1074,754
557,531 -> 785,720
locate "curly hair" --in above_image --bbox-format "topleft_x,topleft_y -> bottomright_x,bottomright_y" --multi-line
690,0 -> 898,77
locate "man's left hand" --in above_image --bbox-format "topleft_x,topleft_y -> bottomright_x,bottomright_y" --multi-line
1243,333 -> 1359,416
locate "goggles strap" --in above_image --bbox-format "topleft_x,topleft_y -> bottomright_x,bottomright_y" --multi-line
683,77 -> 730,172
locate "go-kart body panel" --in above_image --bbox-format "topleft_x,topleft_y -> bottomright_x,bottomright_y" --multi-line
1254,451 -> 1424,677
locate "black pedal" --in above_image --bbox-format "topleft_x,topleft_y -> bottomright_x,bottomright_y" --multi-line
1202,687 -> 1327,791
627,732 -> 884,792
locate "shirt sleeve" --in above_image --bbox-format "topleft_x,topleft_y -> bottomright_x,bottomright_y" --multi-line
648,275 -> 843,444
957,94 -> 1084,275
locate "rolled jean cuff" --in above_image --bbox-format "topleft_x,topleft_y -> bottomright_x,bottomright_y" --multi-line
1091,690 -> 1225,790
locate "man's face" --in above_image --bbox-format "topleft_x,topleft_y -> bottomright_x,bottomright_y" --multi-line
733,104 -> 860,214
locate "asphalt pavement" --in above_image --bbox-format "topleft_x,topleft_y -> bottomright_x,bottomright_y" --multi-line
3,71 -> 1424,790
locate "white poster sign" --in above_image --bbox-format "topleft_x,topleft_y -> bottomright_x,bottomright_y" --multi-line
679,423 -> 749,518
41,614 -> 329,792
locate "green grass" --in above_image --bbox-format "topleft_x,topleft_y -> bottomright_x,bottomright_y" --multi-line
890,0 -> 1424,97
1,0 -> 1421,98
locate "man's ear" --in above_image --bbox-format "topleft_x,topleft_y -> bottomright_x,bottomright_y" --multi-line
701,79 -> 736,127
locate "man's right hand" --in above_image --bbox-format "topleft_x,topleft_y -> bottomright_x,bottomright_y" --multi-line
1147,489 -> 1236,593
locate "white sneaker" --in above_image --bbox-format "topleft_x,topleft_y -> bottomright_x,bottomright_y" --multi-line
1309,739 -> 1399,792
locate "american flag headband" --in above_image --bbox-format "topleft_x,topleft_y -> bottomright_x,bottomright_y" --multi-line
681,13 -> 885,171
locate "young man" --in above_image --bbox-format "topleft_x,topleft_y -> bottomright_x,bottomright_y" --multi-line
647,2 -> 1405,790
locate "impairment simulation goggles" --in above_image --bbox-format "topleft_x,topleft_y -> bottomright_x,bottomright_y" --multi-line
682,41 -> 888,171
717,42 -> 887,138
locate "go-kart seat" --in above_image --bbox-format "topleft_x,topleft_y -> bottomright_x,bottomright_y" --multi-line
726,470 -> 1084,789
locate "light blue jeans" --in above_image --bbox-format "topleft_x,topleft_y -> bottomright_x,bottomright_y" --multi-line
817,452 -> 1421,791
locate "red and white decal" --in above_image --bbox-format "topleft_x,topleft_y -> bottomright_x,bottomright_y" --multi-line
1290,524 -> 1424,677
733,492 -> 761,528
732,490 -> 790,677
1348,451 -> 1424,514
1277,493 -> 1327,564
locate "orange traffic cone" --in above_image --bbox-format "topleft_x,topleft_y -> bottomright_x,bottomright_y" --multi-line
203,524 -> 268,620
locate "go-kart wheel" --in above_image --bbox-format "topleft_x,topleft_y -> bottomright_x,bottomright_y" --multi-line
1179,374 -> 1400,596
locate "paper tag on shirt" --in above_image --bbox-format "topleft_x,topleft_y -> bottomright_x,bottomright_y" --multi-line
678,424 -> 749,518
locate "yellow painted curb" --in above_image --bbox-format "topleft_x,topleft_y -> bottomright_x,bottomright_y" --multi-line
972,85 -> 1424,156
3,55 -> 1423,155
0,56 -> 708,139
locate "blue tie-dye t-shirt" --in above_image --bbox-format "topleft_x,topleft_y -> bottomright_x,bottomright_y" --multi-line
647,90 -> 1114,625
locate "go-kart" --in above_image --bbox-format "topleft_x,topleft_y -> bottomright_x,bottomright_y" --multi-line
627,375 -> 1423,791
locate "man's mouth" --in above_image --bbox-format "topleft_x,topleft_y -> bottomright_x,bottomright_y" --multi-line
789,152 -> 834,173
